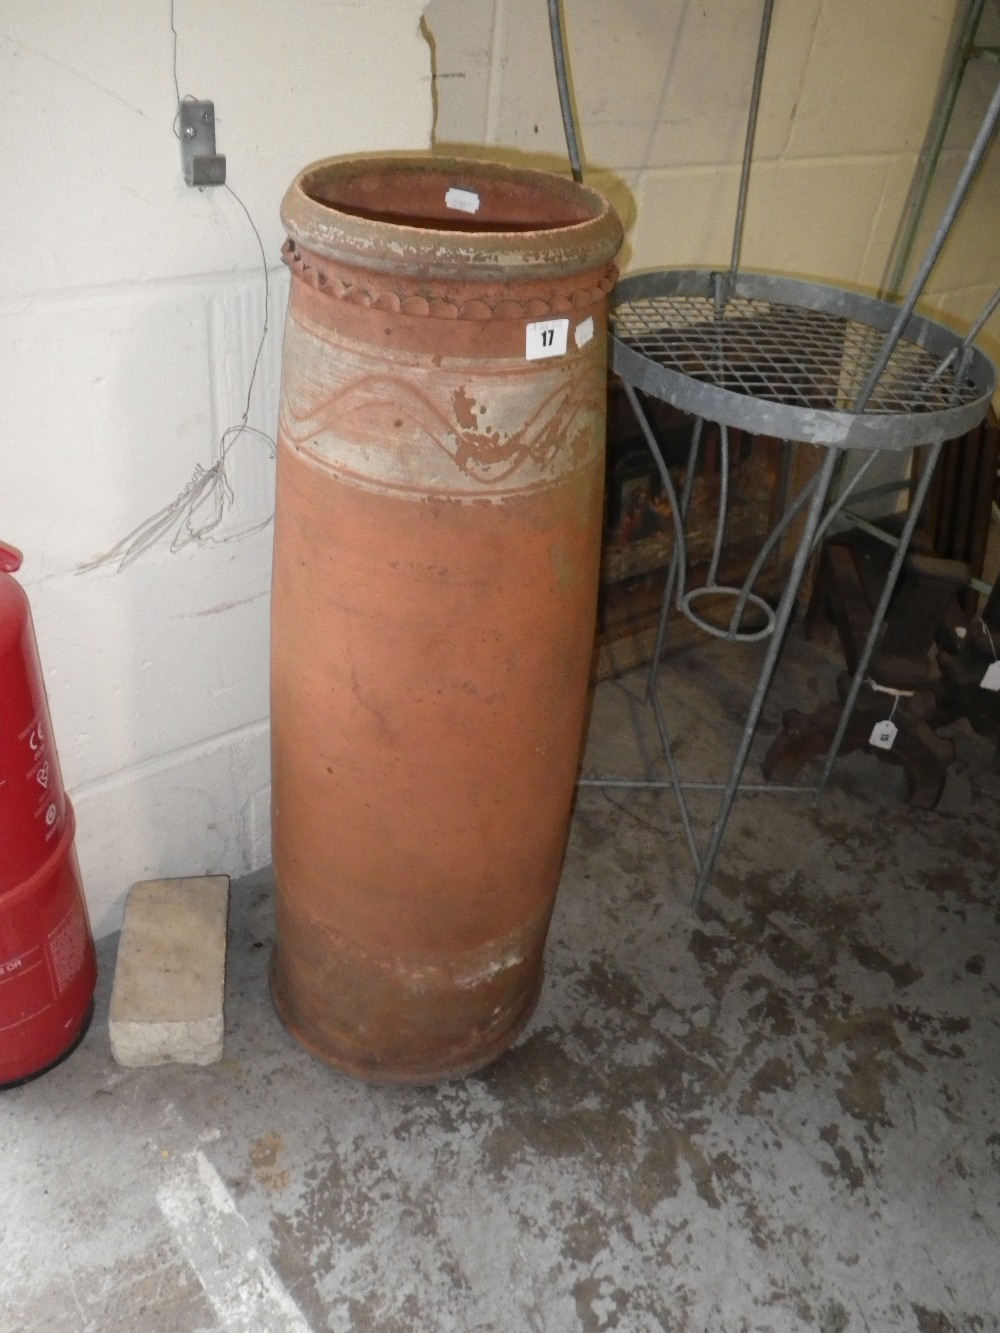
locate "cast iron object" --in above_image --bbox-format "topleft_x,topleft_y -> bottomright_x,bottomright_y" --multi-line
764,533 -> 970,808
935,575 -> 1000,769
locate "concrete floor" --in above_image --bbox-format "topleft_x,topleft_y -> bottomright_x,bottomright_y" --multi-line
3,627 -> 999,1333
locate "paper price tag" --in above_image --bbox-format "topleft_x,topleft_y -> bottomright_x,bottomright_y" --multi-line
526,318 -> 569,361
980,661 -> 1000,691
445,187 -> 480,214
574,315 -> 595,348
869,719 -> 898,750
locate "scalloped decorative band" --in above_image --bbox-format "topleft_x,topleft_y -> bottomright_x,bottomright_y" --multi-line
281,239 -> 618,321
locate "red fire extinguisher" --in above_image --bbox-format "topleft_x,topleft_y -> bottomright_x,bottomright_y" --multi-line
1,541 -> 97,1087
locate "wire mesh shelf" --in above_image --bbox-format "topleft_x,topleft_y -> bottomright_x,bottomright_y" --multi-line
612,269 -> 996,452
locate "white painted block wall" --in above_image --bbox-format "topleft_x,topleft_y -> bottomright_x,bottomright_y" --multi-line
425,0 -> 999,366
1,0 -> 432,936
906,6 -> 1000,351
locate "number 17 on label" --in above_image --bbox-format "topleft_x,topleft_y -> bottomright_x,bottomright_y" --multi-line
526,318 -> 569,361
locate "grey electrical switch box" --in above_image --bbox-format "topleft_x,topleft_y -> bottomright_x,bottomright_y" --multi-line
180,100 -> 226,187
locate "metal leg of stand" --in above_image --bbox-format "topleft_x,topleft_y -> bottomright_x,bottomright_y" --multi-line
707,422 -> 730,585
618,385 -> 706,869
729,447 -> 886,636
618,385 -> 701,701
815,438 -> 946,797
648,419 -> 703,700
728,450 -> 813,634
691,446 -> 842,909
650,688 -> 703,873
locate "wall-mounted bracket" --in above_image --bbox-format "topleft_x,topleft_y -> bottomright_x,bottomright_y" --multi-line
180,100 -> 226,187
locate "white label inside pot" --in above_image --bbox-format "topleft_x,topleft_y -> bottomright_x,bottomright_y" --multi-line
445,187 -> 480,214
526,318 -> 569,361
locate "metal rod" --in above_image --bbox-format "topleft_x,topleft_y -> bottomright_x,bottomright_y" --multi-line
648,418 -> 703,701
578,778 -> 814,794
839,506 -> 994,600
884,0 -> 987,299
651,689 -> 703,871
692,446 -> 842,909
729,452 -> 816,635
856,70 -> 1000,411
620,384 -> 694,709
681,781 -> 812,793
623,385 -> 673,494
621,385 -> 699,768
708,421 -> 730,586
622,385 -> 689,607
729,0 -> 775,283
775,440 -> 793,526
547,0 -> 584,182
956,278 -> 1000,348
815,438 -> 946,796
808,448 -> 883,551
927,281 -> 1000,385
840,477 -> 913,506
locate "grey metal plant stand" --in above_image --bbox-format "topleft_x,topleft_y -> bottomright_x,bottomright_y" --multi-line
550,0 -> 1000,906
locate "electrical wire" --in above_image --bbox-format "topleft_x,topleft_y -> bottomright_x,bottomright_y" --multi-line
224,182 -> 270,428
170,0 -> 181,138
80,3 -> 275,574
